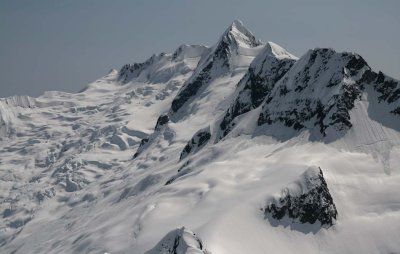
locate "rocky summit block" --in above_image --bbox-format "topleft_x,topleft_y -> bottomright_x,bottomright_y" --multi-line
264,166 -> 337,227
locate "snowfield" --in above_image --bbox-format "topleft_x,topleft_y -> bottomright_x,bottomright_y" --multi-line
1,20 -> 400,254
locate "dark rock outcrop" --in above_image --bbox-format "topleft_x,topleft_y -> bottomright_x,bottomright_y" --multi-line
264,166 -> 337,227
155,115 -> 169,130
180,127 -> 211,160
257,49 -> 370,136
118,54 -> 159,83
171,61 -> 214,113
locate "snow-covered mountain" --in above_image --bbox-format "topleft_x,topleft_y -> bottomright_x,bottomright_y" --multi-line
1,20 -> 400,254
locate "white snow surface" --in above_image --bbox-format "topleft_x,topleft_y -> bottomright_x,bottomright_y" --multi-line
1,21 -> 400,254
265,41 -> 298,60
145,227 -> 207,254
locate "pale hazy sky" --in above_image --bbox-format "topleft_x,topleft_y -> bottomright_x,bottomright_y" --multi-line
1,0 -> 399,97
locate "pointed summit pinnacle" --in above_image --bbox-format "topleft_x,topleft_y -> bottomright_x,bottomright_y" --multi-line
219,19 -> 262,49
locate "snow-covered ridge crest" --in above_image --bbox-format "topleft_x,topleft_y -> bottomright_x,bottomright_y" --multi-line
172,44 -> 210,61
118,44 -> 209,84
265,41 -> 298,60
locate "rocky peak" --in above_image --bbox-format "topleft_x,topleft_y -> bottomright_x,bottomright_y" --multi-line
169,20 -> 263,116
218,19 -> 262,49
264,166 -> 337,227
257,48 -> 375,137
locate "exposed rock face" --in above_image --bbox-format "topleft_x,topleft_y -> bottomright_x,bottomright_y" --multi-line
264,166 -> 337,227
170,61 -> 214,113
257,49 -> 374,136
214,45 -> 400,141
145,227 -> 208,254
217,42 -> 297,140
133,135 -> 150,159
119,53 -> 165,83
180,127 -> 211,160
155,115 -> 170,130
373,71 -> 400,104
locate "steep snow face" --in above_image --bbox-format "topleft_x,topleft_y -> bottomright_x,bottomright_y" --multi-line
169,20 -> 264,120
265,41 -> 298,60
216,42 -> 298,140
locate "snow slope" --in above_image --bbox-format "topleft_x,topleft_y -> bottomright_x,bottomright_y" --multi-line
1,20 -> 400,254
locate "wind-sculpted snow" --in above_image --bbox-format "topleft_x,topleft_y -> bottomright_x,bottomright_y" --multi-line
264,166 -> 337,228
1,20 -> 400,254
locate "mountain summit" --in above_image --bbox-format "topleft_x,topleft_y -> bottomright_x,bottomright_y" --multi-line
219,19 -> 262,49
169,21 -> 264,118
1,21 -> 400,254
